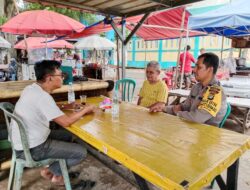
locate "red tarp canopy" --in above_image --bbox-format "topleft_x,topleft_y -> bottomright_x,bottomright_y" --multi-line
0,10 -> 85,35
127,7 -> 202,40
70,7 -> 202,40
14,37 -> 74,49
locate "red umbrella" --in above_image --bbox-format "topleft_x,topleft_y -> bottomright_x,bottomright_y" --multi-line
14,37 -> 74,49
0,10 -> 85,35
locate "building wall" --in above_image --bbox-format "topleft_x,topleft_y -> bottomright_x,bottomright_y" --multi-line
126,35 -> 232,69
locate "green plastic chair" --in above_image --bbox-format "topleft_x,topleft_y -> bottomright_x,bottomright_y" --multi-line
210,102 -> 231,189
0,102 -> 72,190
115,78 -> 136,102
219,103 -> 231,128
0,139 -> 11,150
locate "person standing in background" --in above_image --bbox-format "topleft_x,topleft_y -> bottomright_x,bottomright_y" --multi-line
20,49 -> 28,64
53,50 -> 61,63
199,48 -> 206,55
222,50 -> 237,77
8,58 -> 17,80
179,45 -> 196,89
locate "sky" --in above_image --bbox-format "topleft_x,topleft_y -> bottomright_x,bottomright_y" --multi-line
16,0 -> 24,8
191,0 -> 231,8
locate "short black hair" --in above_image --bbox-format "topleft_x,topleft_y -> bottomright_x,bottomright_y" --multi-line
198,53 -> 219,74
186,45 -> 191,51
34,60 -> 61,81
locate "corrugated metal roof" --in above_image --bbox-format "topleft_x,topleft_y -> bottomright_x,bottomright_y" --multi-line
24,0 -> 203,17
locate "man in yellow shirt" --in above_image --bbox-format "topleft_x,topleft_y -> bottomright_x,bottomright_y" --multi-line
137,61 -> 168,109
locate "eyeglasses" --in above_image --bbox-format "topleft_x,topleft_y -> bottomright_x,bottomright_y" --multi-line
50,74 -> 65,79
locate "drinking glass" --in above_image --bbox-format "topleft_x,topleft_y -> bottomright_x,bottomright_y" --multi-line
80,95 -> 87,105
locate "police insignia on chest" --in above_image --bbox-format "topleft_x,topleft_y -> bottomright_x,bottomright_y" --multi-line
208,94 -> 214,100
209,86 -> 221,94
207,86 -> 221,100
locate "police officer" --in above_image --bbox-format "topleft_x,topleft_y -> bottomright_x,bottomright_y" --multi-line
150,53 -> 227,127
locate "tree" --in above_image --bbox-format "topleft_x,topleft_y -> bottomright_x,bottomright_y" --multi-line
0,15 -> 7,25
0,0 -> 19,59
23,2 -> 97,25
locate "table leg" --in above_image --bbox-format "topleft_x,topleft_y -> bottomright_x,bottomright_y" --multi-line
214,175 -> 226,189
243,109 -> 250,133
226,159 -> 239,190
133,173 -> 150,190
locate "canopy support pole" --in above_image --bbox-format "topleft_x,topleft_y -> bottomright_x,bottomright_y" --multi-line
45,35 -> 48,59
121,17 -> 126,79
110,13 -> 150,79
220,36 -> 225,61
179,29 -> 190,89
111,20 -> 124,42
174,8 -> 186,89
144,40 -> 147,80
24,34 -> 28,50
111,18 -> 126,79
116,33 -> 120,80
124,13 -> 150,45
239,48 -> 242,57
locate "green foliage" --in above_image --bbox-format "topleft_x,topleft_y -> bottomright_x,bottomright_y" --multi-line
0,16 -> 8,25
24,3 -> 97,25
81,12 -> 98,26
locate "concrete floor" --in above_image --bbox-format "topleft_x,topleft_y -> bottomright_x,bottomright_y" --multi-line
0,69 -> 250,190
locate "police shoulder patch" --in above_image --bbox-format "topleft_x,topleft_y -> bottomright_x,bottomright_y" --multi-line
198,85 -> 222,117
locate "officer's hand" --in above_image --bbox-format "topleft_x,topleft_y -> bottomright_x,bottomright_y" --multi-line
149,102 -> 165,112
172,105 -> 182,115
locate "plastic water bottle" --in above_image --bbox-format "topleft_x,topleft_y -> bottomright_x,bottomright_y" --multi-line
112,91 -> 119,121
68,82 -> 75,104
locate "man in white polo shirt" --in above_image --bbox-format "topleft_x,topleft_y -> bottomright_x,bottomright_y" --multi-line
11,60 -> 95,185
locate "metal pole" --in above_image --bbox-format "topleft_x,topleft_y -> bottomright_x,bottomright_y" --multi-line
24,34 -> 30,79
110,13 -> 150,79
179,29 -> 190,89
116,34 -> 120,80
121,17 -> 126,79
174,7 -> 186,89
124,13 -> 150,45
24,34 -> 28,50
144,40 -> 147,80
45,35 -> 48,59
221,36 -> 225,61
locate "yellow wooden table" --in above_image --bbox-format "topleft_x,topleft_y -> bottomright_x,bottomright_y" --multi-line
0,79 -> 108,99
65,97 -> 250,190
